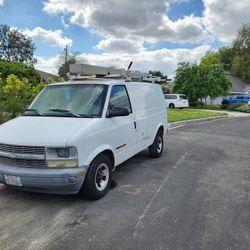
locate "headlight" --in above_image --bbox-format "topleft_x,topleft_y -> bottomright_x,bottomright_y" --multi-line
45,146 -> 78,168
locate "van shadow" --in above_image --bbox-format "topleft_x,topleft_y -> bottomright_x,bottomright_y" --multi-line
0,149 -> 162,205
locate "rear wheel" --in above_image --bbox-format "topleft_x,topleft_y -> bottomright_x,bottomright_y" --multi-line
81,154 -> 112,200
149,130 -> 164,158
169,103 -> 175,109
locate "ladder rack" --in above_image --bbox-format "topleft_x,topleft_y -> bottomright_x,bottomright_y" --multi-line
68,63 -> 164,83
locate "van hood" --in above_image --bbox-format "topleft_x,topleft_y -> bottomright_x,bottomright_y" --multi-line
0,116 -> 92,147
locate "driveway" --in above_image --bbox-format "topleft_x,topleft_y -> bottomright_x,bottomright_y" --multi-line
0,117 -> 249,250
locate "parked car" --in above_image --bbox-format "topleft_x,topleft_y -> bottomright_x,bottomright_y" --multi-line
164,94 -> 189,108
221,95 -> 250,105
0,80 -> 167,199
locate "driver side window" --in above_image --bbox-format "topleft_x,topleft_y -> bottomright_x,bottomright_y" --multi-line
108,85 -> 132,113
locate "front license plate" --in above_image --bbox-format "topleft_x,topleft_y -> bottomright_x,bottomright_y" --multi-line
4,175 -> 22,187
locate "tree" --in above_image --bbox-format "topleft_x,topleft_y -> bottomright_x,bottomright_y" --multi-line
0,61 -> 40,85
200,51 -> 231,99
58,50 -> 86,79
200,51 -> 221,66
1,74 -> 32,117
174,62 -> 204,104
174,58 -> 231,105
149,70 -> 166,79
219,46 -> 233,70
0,25 -> 36,65
31,82 -> 47,99
231,24 -> 250,82
58,58 -> 76,79
224,24 -> 250,82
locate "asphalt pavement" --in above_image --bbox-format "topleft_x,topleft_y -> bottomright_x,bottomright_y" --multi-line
0,117 -> 249,250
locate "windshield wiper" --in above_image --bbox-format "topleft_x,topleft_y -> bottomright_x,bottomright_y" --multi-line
23,108 -> 43,116
49,108 -> 81,117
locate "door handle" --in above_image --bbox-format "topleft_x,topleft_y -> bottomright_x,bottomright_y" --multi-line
134,121 -> 137,130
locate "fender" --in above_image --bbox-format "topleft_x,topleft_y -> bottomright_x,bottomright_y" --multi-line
83,144 -> 116,167
155,122 -> 165,137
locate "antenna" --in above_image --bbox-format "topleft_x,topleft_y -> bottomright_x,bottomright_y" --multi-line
126,61 -> 133,81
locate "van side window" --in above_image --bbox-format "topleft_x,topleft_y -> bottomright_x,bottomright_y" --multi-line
108,85 -> 132,113
164,94 -> 177,99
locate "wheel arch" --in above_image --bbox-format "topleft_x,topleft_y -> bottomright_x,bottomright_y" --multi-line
151,123 -> 165,143
84,145 -> 115,170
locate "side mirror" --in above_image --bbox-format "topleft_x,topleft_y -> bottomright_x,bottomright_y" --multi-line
107,107 -> 129,118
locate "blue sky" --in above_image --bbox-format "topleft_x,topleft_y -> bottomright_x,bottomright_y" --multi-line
0,0 -> 248,76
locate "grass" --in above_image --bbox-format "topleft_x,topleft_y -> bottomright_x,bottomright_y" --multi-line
191,104 -> 250,113
168,108 -> 226,123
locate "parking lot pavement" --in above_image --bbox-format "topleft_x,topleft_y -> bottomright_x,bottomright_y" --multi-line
0,117 -> 250,250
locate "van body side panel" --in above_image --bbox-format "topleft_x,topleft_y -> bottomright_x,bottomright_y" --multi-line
126,83 -> 167,149
67,115 -> 139,167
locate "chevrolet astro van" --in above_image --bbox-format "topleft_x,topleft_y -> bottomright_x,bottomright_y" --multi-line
0,80 -> 168,199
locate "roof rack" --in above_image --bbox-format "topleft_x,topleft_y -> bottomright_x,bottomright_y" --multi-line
68,62 -> 164,83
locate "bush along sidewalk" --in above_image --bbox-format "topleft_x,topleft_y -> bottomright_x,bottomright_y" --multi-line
222,103 -> 250,113
192,103 -> 250,113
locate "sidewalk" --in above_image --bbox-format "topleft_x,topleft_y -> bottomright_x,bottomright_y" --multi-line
191,109 -> 250,117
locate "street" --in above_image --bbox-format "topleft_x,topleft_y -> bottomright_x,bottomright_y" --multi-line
0,117 -> 249,250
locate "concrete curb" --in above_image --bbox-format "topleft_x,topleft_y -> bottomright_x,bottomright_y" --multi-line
168,115 -> 228,129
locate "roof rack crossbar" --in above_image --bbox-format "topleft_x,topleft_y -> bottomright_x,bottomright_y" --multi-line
68,63 -> 164,83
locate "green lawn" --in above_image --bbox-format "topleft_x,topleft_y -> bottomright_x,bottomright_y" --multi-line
168,109 -> 226,123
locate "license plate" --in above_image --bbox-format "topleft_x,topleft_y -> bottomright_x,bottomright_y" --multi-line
4,175 -> 22,187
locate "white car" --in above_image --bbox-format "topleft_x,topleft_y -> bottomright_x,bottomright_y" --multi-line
164,94 -> 189,109
0,80 -> 167,199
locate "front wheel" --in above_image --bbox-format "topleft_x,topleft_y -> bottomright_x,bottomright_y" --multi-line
81,154 -> 112,200
169,103 -> 175,109
148,131 -> 164,158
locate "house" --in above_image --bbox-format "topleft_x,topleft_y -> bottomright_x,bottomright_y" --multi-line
205,72 -> 250,105
36,70 -> 60,83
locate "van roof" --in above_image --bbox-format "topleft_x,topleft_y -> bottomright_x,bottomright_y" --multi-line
48,79 -> 124,86
48,79 -> 158,87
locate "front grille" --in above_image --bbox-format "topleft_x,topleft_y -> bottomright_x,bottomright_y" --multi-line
0,143 -> 45,155
0,155 -> 46,168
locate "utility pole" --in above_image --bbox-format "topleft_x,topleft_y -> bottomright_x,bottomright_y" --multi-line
65,45 -> 68,64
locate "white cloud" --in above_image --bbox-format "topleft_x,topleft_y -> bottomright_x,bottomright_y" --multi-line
203,0 -> 250,42
95,38 -> 145,54
61,16 -> 69,28
24,27 -> 73,48
43,0 -> 250,48
36,45 -> 211,77
43,0 -> 208,46
0,0 -> 5,6
36,55 -> 61,75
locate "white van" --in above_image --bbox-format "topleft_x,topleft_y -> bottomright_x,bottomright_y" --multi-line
0,80 -> 167,199
164,94 -> 189,108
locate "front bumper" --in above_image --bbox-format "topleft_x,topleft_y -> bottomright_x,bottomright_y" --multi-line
0,164 -> 88,195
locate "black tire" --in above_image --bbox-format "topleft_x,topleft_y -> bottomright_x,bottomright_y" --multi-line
169,103 -> 175,109
222,100 -> 229,105
149,130 -> 164,158
81,154 -> 112,200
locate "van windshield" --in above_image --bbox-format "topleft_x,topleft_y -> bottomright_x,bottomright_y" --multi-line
24,84 -> 107,118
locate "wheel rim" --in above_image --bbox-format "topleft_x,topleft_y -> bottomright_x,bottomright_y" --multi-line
95,163 -> 109,191
156,136 -> 163,153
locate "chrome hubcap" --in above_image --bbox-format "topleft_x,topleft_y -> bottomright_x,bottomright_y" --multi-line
95,163 -> 109,191
157,136 -> 163,153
